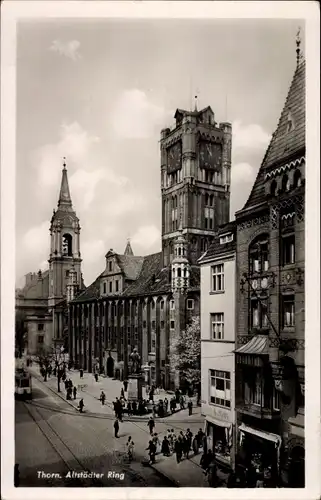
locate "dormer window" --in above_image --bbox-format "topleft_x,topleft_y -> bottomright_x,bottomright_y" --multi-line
109,261 -> 112,272
219,233 -> 233,245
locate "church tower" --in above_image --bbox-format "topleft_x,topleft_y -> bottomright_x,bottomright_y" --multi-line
160,106 -> 232,266
48,160 -> 82,342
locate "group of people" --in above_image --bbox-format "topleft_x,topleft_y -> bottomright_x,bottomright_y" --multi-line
145,425 -> 204,465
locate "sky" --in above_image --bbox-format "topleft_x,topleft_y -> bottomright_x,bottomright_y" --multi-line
16,18 -> 304,288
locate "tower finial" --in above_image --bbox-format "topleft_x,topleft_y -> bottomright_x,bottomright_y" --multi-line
194,95 -> 198,112
58,158 -> 72,207
296,27 -> 303,66
63,157 -> 67,170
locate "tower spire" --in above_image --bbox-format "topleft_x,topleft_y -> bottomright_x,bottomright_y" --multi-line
58,157 -> 72,207
124,237 -> 134,256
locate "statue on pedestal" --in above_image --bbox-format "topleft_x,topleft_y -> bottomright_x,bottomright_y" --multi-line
129,348 -> 141,375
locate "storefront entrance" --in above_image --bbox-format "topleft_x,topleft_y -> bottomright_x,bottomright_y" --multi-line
288,446 -> 305,488
206,420 -> 232,468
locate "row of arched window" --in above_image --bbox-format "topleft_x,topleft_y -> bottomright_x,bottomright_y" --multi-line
270,169 -> 302,197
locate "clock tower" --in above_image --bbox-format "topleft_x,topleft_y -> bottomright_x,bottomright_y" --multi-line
48,159 -> 82,344
160,106 -> 232,266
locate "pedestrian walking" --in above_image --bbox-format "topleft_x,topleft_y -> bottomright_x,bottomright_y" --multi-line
127,401 -> 132,416
123,379 -> 128,392
78,398 -> 84,413
94,373 -> 98,382
100,390 -> 106,405
175,388 -> 180,403
80,368 -> 84,378
126,437 -> 134,461
120,387 -> 125,399
114,418 -> 120,438
164,397 -> 169,414
179,395 -> 185,410
147,417 -> 155,435
73,386 -> 77,399
161,436 -> 170,457
188,399 -> 193,416
152,404 -> 157,418
146,440 -> 156,464
64,379 -> 69,390
153,433 -> 160,454
68,379 -> 73,389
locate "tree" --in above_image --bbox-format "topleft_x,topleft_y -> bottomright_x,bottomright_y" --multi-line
168,316 -> 201,390
15,309 -> 28,358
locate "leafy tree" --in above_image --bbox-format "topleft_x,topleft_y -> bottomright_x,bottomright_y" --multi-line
168,316 -> 201,389
15,309 -> 28,358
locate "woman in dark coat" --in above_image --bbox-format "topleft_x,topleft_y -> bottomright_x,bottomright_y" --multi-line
161,436 -> 170,457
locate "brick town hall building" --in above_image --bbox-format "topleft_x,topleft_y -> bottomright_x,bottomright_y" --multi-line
68,106 -> 232,389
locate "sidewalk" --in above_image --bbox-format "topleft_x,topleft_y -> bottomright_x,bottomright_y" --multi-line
29,365 -> 202,422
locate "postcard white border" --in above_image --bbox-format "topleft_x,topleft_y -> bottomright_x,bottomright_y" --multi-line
1,2 -> 320,500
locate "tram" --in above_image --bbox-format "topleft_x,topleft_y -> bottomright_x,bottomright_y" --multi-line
15,368 -> 32,399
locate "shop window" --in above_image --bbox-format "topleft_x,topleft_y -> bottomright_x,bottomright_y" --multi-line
273,386 -> 281,411
209,370 -> 231,408
244,370 -> 264,406
187,299 -> 194,310
210,313 -> 224,340
249,236 -> 269,274
109,281 -> 112,293
170,320 -> 175,330
250,297 -> 268,329
282,295 -> 295,327
37,335 -> 44,344
37,323 -> 44,331
211,264 -> 224,291
282,234 -> 295,265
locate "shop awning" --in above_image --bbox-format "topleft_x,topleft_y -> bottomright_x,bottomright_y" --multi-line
234,335 -> 269,355
206,415 -> 232,429
239,423 -> 281,447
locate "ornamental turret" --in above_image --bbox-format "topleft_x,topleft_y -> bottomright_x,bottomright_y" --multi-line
171,217 -> 190,293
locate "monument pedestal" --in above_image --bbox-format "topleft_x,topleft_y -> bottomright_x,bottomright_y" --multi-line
127,373 -> 144,401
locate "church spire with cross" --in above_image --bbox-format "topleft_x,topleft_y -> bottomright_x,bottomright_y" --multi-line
58,157 -> 72,208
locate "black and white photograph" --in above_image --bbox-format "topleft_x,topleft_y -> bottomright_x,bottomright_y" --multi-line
1,1 -> 320,498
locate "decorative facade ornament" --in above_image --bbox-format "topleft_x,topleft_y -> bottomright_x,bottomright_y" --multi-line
265,156 -> 305,180
238,213 -> 270,231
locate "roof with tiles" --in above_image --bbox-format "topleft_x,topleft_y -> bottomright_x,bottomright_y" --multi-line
72,251 -> 201,302
241,60 -> 305,212
198,221 -> 237,263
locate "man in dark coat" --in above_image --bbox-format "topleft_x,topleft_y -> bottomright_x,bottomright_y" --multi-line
175,437 -> 183,463
147,417 -> 155,435
114,418 -> 120,438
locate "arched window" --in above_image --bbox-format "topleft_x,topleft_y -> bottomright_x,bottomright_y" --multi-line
178,247 -> 181,256
270,179 -> 277,197
282,174 -> 290,192
249,234 -> 269,274
293,169 -> 302,188
62,233 -> 72,256
177,268 -> 181,278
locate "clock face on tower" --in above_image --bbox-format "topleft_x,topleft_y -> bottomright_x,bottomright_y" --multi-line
199,141 -> 222,171
167,142 -> 182,173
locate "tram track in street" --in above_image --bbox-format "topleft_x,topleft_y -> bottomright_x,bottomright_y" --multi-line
20,399 -> 149,486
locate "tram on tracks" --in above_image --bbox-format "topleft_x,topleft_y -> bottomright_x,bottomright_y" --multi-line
15,367 -> 32,399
